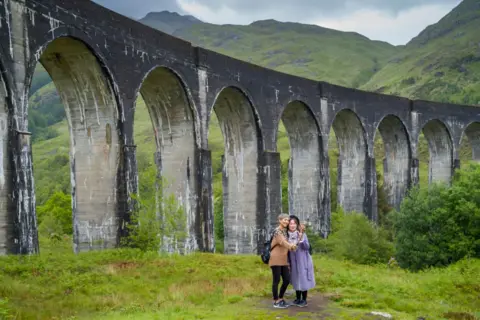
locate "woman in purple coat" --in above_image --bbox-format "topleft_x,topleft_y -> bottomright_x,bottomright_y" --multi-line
287,215 -> 316,307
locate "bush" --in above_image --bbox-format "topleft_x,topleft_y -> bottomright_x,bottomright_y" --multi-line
392,164 -> 480,271
37,191 -> 72,236
328,211 -> 394,264
310,209 -> 393,265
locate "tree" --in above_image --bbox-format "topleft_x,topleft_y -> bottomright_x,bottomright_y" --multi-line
392,163 -> 480,271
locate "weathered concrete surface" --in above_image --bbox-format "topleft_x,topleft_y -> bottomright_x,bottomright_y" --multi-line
260,151 -> 282,249
463,122 -> 480,161
2,0 -> 39,255
139,67 -> 197,253
40,38 -> 121,252
1,0 -> 480,255
0,73 -> 14,255
422,120 -> 453,184
214,87 -> 260,254
197,148 -> 214,251
378,116 -> 411,209
332,109 -> 367,214
282,101 -> 322,228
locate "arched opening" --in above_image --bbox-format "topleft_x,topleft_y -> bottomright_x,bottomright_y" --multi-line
375,115 -> 411,210
422,120 -> 453,184
30,37 -> 121,252
330,109 -> 367,214
209,87 -> 260,254
0,69 -> 14,255
278,101 -> 322,228
134,67 -> 197,253
460,122 -> 478,163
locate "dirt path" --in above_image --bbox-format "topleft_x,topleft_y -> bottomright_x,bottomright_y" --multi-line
255,290 -> 334,319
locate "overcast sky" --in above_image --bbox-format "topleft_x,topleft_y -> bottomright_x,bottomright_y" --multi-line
93,0 -> 462,45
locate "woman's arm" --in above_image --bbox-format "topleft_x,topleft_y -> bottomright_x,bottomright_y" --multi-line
273,230 -> 296,250
297,232 -> 310,250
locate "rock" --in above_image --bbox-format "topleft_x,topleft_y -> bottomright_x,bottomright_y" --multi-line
367,311 -> 393,319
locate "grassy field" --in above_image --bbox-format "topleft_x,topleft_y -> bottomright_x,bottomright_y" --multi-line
0,237 -> 478,320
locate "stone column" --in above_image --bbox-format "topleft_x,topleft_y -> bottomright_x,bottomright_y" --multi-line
318,151 -> 330,238
197,148 -> 214,252
258,151 -> 282,252
452,158 -> 460,179
11,130 -> 39,254
364,155 -> 378,222
118,145 -> 138,243
411,158 -> 420,187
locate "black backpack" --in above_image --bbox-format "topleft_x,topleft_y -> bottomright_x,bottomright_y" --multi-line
260,232 -> 277,264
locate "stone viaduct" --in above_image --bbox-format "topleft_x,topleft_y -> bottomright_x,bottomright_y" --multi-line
0,0 -> 479,255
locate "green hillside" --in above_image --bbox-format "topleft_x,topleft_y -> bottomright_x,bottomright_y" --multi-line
361,0 -> 480,105
171,19 -> 397,87
138,11 -> 202,35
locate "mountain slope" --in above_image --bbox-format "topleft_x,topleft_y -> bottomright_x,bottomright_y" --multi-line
141,16 -> 397,88
361,0 -> 480,105
138,11 -> 202,35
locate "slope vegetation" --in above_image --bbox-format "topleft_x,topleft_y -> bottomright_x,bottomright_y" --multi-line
362,0 -> 480,105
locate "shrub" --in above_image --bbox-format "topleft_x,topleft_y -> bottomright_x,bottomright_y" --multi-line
328,211 -> 394,264
392,164 -> 480,271
0,298 -> 12,319
310,209 -> 393,265
37,191 -> 72,236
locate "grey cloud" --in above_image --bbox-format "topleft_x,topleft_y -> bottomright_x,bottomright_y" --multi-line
93,0 -> 459,22
181,0 -> 459,20
93,0 -> 185,19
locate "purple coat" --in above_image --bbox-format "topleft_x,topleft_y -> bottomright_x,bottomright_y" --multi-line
288,231 -> 316,291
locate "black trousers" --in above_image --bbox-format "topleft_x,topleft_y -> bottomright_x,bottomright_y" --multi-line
271,266 -> 290,300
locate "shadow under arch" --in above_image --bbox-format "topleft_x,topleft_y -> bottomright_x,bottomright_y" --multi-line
374,115 -> 412,210
209,86 -> 262,254
330,108 -> 367,214
421,119 -> 453,184
33,36 -> 122,252
278,100 -> 323,229
134,65 -> 198,253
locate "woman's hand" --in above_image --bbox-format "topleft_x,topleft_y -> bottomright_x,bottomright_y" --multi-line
299,224 -> 306,233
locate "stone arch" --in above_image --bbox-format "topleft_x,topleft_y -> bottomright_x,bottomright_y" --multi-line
35,36 -> 121,252
462,122 -> 480,161
330,109 -> 367,213
375,115 -> 412,209
421,119 -> 453,184
210,86 -> 261,254
279,100 -> 322,226
135,66 -> 198,253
